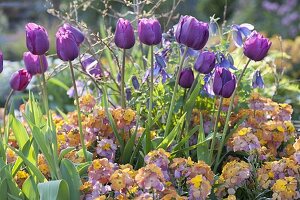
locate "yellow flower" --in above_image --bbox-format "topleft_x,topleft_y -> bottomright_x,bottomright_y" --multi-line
123,109 -> 135,122
284,121 -> 295,133
102,143 -> 111,150
276,125 -> 285,132
93,159 -> 101,170
16,171 -> 29,179
190,175 -> 203,188
238,128 -> 251,136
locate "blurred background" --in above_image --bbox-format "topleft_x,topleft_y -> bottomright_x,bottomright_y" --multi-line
0,0 -> 299,118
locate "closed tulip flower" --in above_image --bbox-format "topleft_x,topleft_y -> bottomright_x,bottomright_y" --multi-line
23,51 -> 48,75
81,55 -> 102,77
179,68 -> 194,88
56,27 -> 80,61
25,23 -> 49,55
194,51 -> 216,74
0,50 -> 3,73
175,15 -> 209,50
138,18 -> 162,45
243,31 -> 271,61
63,23 -> 84,45
9,69 -> 32,91
213,67 -> 236,98
114,18 -> 135,49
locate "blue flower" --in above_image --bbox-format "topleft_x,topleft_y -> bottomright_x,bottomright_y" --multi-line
231,23 -> 254,47
252,70 -> 264,88
216,53 -> 237,70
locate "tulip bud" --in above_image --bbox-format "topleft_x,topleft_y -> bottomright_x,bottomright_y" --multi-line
25,23 -> 49,55
0,50 -> 3,73
194,51 -> 216,74
179,68 -> 194,88
23,51 -> 48,75
81,55 -> 102,77
56,27 -> 80,61
243,31 -> 271,61
138,18 -> 162,45
175,15 -> 209,50
126,87 -> 132,101
9,69 -> 31,91
114,18 -> 135,49
213,67 -> 236,98
63,23 -> 85,45
252,70 -> 264,88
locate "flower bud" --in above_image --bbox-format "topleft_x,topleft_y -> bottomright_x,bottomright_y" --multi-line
179,68 -> 194,88
213,67 -> 236,98
81,55 -> 102,77
194,51 -> 216,74
243,31 -> 271,61
131,75 -> 140,90
23,51 -> 48,75
56,27 -> 80,61
63,23 -> 84,45
138,18 -> 162,45
175,15 -> 209,50
25,23 -> 49,55
9,69 -> 31,91
0,50 -> 3,73
114,18 -> 135,49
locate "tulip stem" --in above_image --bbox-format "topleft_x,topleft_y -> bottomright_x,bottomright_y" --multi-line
39,56 -> 50,119
68,61 -> 89,162
164,46 -> 188,137
214,59 -> 251,172
121,49 -> 126,108
2,89 -> 14,145
209,97 -> 223,164
145,45 -> 154,153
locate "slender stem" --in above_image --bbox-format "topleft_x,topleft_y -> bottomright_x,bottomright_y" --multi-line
121,49 -> 126,108
178,89 -> 187,140
3,89 -> 14,145
164,46 -> 189,137
214,59 -> 251,172
145,46 -> 154,153
39,56 -> 50,119
68,61 -> 89,161
209,97 -> 223,164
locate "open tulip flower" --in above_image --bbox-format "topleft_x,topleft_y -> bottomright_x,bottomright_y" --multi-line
25,23 -> 49,55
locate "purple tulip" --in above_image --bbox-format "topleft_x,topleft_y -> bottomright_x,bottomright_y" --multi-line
0,51 -> 3,73
81,55 -> 102,77
23,51 -> 48,75
9,69 -> 32,91
138,18 -> 162,45
194,51 -> 216,74
175,15 -> 209,50
243,31 -> 272,61
252,70 -> 264,88
25,23 -> 49,55
213,67 -> 236,98
179,68 -> 194,88
63,23 -> 84,45
114,18 -> 135,49
56,27 -> 80,61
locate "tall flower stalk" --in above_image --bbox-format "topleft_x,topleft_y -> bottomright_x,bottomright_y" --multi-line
69,61 -> 89,161
2,89 -> 14,144
39,55 -> 50,119
209,97 -> 223,164
164,47 -> 188,136
145,45 -> 154,153
214,59 -> 251,172
121,49 -> 126,108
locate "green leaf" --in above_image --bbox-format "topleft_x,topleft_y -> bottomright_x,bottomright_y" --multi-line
197,113 -> 209,163
9,146 -> 46,183
58,147 -> 75,162
9,115 -> 29,149
121,104 -> 141,164
173,125 -> 200,151
101,86 -> 124,151
48,78 -> 69,91
0,179 -> 8,200
22,176 -> 39,200
38,180 -> 70,200
60,159 -> 82,200
157,113 -> 186,149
